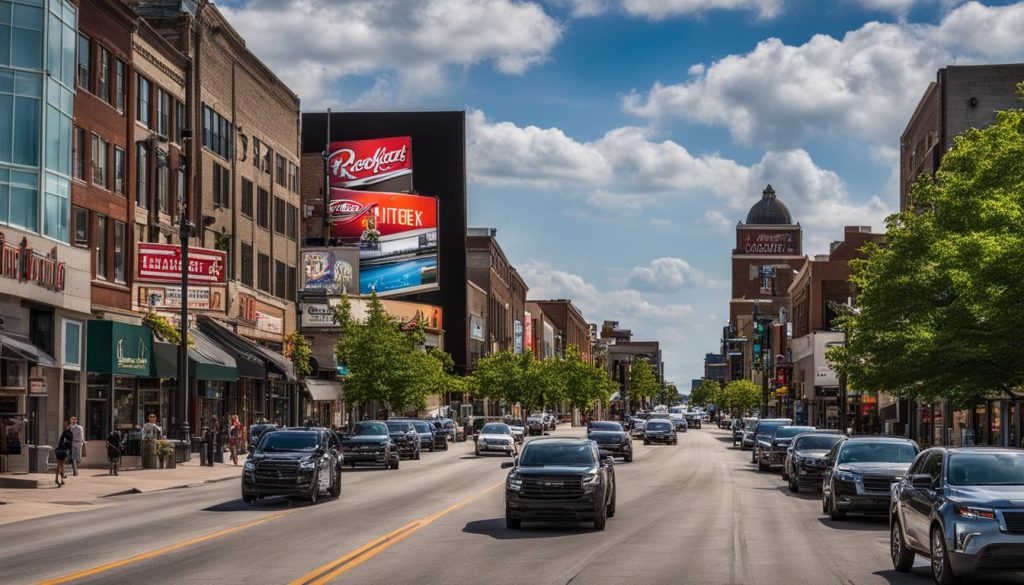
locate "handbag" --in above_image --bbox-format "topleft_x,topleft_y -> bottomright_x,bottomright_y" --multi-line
81,443 -> 87,458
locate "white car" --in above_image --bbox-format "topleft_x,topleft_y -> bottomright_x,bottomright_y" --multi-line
475,422 -> 517,456
504,419 -> 525,443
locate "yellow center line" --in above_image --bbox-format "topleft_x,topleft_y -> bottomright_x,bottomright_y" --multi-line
38,510 -> 294,585
291,481 -> 503,585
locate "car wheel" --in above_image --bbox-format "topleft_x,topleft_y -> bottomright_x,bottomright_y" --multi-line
625,451 -> 633,463
391,457 -> 400,470
781,467 -> 789,481
931,525 -> 958,585
242,491 -> 256,504
308,471 -> 320,504
443,442 -> 449,451
505,503 -> 521,529
829,492 -> 845,521
607,487 -> 616,518
475,445 -> 480,456
891,518 -> 914,572
788,474 -> 799,493
757,459 -> 768,472
643,440 -> 650,446
429,443 -> 434,453
593,496 -> 608,531
414,447 -> 421,460
329,466 -> 341,498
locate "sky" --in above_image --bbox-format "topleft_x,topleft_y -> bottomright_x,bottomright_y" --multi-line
219,0 -> 1024,387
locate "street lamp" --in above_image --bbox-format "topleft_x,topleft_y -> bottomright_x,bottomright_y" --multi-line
177,131 -> 194,443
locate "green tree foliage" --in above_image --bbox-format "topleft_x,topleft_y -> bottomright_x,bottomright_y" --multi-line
690,379 -> 719,408
286,331 -> 313,377
829,102 -> 1024,409
628,359 -> 660,403
469,350 -> 564,415
723,379 -> 761,415
557,346 -> 618,415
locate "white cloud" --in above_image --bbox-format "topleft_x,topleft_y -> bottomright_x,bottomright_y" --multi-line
627,257 -> 718,292
623,1 -> 1024,149
620,0 -> 783,20
220,0 -> 563,108
699,210 -> 734,232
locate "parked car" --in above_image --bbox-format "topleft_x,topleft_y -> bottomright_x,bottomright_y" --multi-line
242,427 -> 342,504
503,417 -> 525,443
683,412 -> 702,429
751,418 -> 793,464
740,417 -> 759,450
248,423 -> 281,451
409,419 -> 446,452
543,413 -> 558,431
587,421 -> 633,463
502,437 -> 616,530
890,447 -> 1024,584
718,415 -> 731,429
476,422 -> 517,456
339,421 -> 400,470
670,414 -> 688,433
822,436 -> 919,521
431,418 -> 465,443
629,418 -> 647,440
730,419 -> 745,447
757,425 -> 815,472
385,420 -> 422,460
783,431 -> 844,493
527,415 -> 547,436
643,419 -> 677,445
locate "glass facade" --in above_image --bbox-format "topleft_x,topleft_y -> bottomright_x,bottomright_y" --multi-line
0,0 -> 76,242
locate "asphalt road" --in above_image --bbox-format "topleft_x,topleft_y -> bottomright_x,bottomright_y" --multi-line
6,427 -> 1022,585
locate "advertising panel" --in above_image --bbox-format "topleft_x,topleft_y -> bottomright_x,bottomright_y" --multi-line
300,302 -> 338,328
137,243 -> 226,284
524,311 -> 533,352
514,320 -> 523,354
138,286 -> 225,311
302,298 -> 443,331
739,231 -> 797,255
327,136 -> 412,189
301,248 -> 359,294
329,188 -> 438,296
470,316 -> 485,341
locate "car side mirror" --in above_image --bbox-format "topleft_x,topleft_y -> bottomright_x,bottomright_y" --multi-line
910,474 -> 934,489
501,461 -> 515,469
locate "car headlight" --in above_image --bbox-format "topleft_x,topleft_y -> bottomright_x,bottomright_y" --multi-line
836,470 -> 860,482
299,459 -> 317,470
953,502 -> 996,520
507,472 -> 522,492
582,471 -> 601,493
243,460 -> 255,471
792,455 -> 804,465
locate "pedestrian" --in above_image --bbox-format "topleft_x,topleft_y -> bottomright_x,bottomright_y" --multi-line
141,413 -> 163,440
54,423 -> 73,487
68,416 -> 84,476
106,430 -> 122,476
227,414 -> 241,465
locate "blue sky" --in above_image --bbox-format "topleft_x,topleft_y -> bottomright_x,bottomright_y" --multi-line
222,0 -> 1024,386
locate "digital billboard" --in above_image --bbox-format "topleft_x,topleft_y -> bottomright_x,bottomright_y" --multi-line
327,136 -> 412,190
301,248 -> 359,294
329,188 -> 438,296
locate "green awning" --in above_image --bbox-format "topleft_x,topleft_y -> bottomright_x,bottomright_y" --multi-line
189,330 -> 237,382
87,320 -> 153,376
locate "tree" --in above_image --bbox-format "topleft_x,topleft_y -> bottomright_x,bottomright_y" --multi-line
628,359 -> 660,406
286,331 -> 313,377
690,379 -> 719,408
723,380 -> 761,415
829,98 -> 1024,409
558,346 -> 616,416
469,350 -> 563,416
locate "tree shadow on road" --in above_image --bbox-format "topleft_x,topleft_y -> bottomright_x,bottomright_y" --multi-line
816,515 -> 888,531
872,567 -> 935,584
463,517 -> 591,540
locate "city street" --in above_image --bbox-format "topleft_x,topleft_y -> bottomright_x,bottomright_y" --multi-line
9,427 -> 1019,585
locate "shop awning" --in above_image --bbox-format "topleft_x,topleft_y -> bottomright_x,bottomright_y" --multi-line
0,331 -> 56,367
303,379 -> 342,402
86,320 -> 153,375
151,342 -> 178,378
189,330 -> 238,382
196,316 -> 278,380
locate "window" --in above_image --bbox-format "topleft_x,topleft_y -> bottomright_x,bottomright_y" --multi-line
287,265 -> 297,301
96,214 -> 107,279
113,220 -> 125,283
252,138 -> 261,169
73,206 -> 88,247
241,178 -> 253,217
257,187 -> 269,229
274,259 -> 286,298
91,133 -> 108,188
72,126 -> 84,180
176,168 -> 184,215
77,34 -> 90,91
135,142 -> 148,208
257,253 -> 270,292
0,169 -> 39,231
273,196 -> 285,234
98,47 -> 110,103
212,163 -> 229,208
275,154 -> 286,187
113,146 -> 124,195
288,162 -> 299,192
4,1 -> 44,69
202,105 -> 232,159
1,358 -> 26,388
63,319 -> 82,369
0,70 -> 42,167
43,173 -> 68,241
241,243 -> 253,287
156,163 -> 168,214
287,204 -> 297,240
136,75 -> 151,126
175,100 -> 185,142
156,88 -> 170,137
114,59 -> 125,112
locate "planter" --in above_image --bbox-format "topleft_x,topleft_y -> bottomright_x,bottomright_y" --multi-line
165,456 -> 176,469
142,440 -> 159,469
157,456 -> 165,469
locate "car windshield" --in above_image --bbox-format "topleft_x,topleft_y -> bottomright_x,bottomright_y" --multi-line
528,416 -> 543,422
590,422 -> 623,432
386,422 -> 412,433
647,422 -> 671,431
794,435 -> 843,451
756,421 -> 791,438
352,422 -> 387,436
519,443 -> 595,467
948,453 -> 1024,486
412,421 -> 433,433
258,432 -> 318,452
838,442 -> 917,464
774,427 -> 813,439
481,423 -> 511,435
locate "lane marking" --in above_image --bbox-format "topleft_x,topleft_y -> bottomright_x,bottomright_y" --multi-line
290,481 -> 503,585
38,510 -> 294,585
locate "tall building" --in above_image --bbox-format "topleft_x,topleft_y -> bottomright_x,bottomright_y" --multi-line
466,227 -> 528,358
530,299 -> 591,364
901,63 -> 1024,210
600,321 -> 662,417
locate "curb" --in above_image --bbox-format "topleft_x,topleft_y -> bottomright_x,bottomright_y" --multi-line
99,474 -> 239,499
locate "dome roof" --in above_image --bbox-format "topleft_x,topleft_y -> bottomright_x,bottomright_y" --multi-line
745,184 -> 793,225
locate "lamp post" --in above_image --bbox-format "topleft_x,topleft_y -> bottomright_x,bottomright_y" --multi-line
177,133 -> 194,443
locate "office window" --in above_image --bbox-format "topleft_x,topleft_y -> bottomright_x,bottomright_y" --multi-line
43,173 -> 69,242
114,59 -> 125,113
273,196 -> 285,234
91,133 -> 108,188
135,142 -> 148,208
113,220 -> 125,283
77,34 -> 90,91
63,319 -> 82,369
156,88 -> 169,137
240,243 -> 253,287
286,204 -> 297,240
98,47 -> 110,103
257,253 -> 270,292
202,105 -> 232,159
212,163 -> 229,208
156,163 -> 168,214
0,70 -> 41,168
288,162 -> 299,192
0,169 -> 39,231
241,178 -> 253,217
176,167 -> 184,215
72,206 -> 88,247
274,259 -> 285,298
252,138 -> 261,169
275,154 -> 285,187
5,1 -> 43,69
72,126 -> 84,179
257,187 -> 269,229
286,265 -> 297,301
136,75 -> 151,126
95,215 -> 107,279
175,100 -> 185,142
113,146 -> 124,195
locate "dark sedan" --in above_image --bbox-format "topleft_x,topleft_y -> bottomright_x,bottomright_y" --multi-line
340,421 -> 400,469
409,419 -> 446,452
822,436 -> 919,520
758,425 -> 815,472
784,431 -> 844,492
751,418 -> 792,464
385,420 -> 421,460
587,421 -> 633,462
643,420 -> 677,445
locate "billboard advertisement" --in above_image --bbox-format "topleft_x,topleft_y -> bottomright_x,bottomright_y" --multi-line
137,243 -> 226,284
514,320 -> 523,354
301,248 -> 359,294
739,230 -> 798,255
327,136 -> 412,189
329,188 -> 438,296
524,311 -> 533,352
302,298 -> 443,331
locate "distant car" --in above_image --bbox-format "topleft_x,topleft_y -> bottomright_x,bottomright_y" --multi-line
670,414 -> 688,433
476,422 -> 517,456
340,421 -> 400,470
822,436 -> 919,521
783,431 -> 844,493
684,412 -> 703,429
730,419 -> 745,447
543,413 -> 558,431
409,419 -> 447,452
431,418 -> 465,443
890,447 -> 1024,584
629,418 -> 647,440
526,415 -> 546,436
643,420 -> 677,445
751,418 -> 793,464
740,417 -> 760,450
385,420 -> 422,460
503,418 -> 525,443
587,421 -> 633,463
757,425 -> 815,472
503,438 -> 616,530
243,428 -> 342,504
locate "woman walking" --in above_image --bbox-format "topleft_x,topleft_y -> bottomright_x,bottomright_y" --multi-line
106,430 -> 122,475
55,423 -> 73,487
227,414 -> 241,465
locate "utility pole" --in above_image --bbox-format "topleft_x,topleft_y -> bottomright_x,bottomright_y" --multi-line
177,132 -> 194,443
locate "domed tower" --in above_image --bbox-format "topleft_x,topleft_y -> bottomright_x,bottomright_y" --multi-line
744,184 -> 792,226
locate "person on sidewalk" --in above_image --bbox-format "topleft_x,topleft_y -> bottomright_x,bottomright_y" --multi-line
106,430 -> 122,476
55,423 -> 73,487
142,413 -> 163,440
227,414 -> 241,465
68,416 -> 84,476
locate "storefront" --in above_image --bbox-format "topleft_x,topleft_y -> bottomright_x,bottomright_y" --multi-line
302,379 -> 343,428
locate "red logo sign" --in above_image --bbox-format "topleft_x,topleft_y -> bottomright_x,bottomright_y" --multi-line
327,137 -> 412,188
137,243 -> 226,284
329,188 -> 437,241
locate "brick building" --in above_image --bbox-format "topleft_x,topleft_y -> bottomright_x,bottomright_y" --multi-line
466,227 -> 528,358
530,299 -> 591,364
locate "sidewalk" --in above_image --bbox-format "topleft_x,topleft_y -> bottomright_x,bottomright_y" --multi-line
0,458 -> 242,526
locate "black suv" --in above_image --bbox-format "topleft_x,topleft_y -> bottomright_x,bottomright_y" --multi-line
242,428 -> 342,504
587,421 -> 633,462
503,438 -> 617,530
248,423 -> 280,451
340,421 -> 400,469
385,420 -> 422,460
822,436 -> 919,521
643,419 -> 677,445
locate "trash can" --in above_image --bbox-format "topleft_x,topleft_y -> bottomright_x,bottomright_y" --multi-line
29,445 -> 52,473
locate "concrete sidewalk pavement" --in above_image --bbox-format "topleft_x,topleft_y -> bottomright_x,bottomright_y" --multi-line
0,458 -> 242,526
